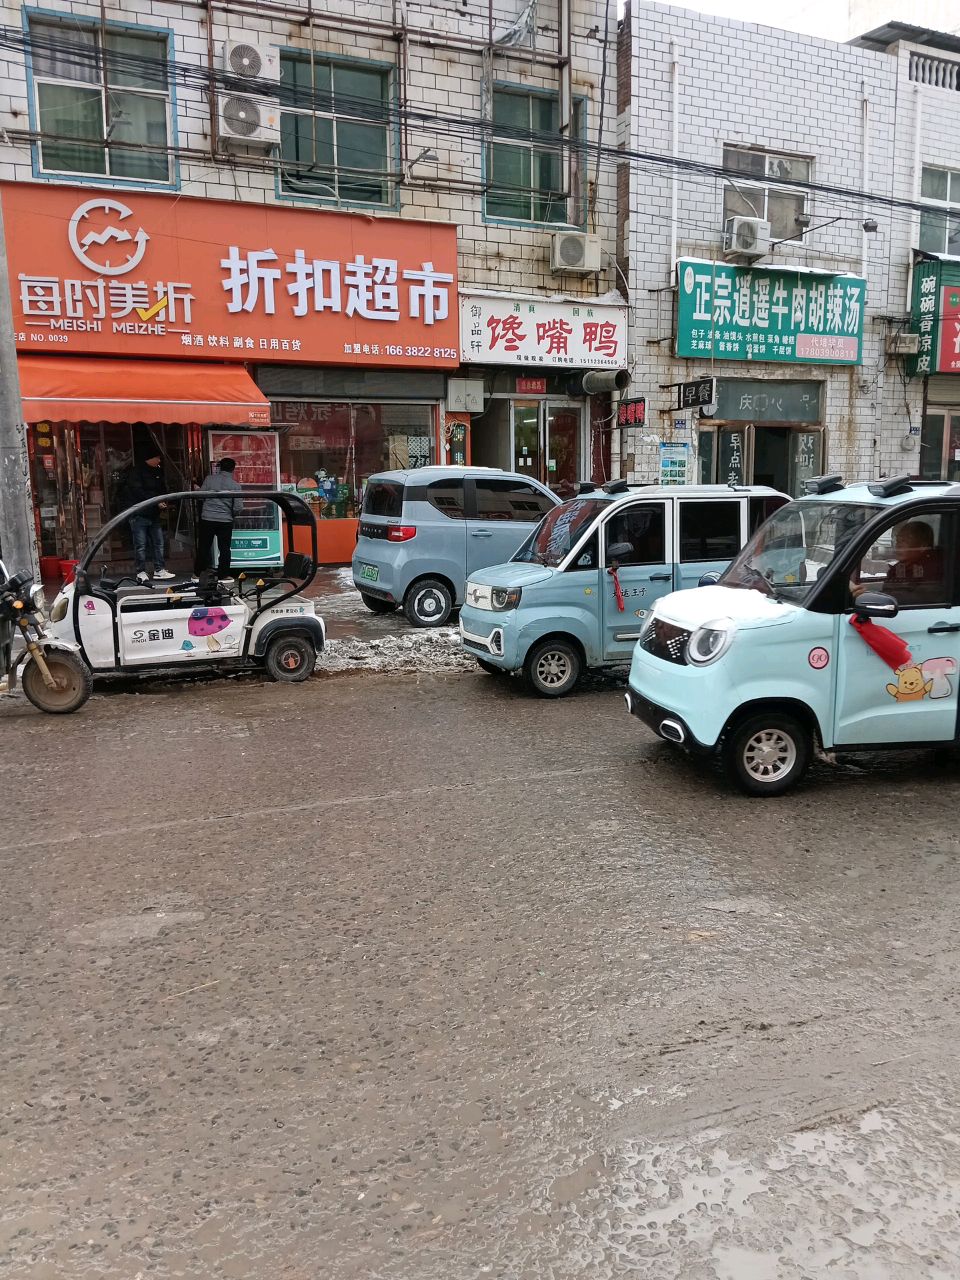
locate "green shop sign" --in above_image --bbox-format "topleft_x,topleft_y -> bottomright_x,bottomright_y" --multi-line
909,257 -> 960,377
676,259 -> 865,365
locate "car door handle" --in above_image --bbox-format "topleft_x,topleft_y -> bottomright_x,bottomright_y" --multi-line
649,573 -> 672,582
470,530 -> 494,538
927,622 -> 960,633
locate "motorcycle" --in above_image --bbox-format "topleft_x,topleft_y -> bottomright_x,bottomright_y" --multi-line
0,562 -> 92,713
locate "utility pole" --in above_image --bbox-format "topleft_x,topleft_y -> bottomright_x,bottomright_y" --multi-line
0,192 -> 39,577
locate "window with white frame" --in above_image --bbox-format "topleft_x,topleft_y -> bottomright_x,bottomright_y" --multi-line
722,146 -> 810,242
29,17 -> 171,183
279,54 -> 393,206
919,166 -> 960,256
485,87 -> 584,225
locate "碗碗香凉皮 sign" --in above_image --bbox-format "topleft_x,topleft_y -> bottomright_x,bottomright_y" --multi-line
909,257 -> 960,376
2,183 -> 459,367
676,259 -> 865,366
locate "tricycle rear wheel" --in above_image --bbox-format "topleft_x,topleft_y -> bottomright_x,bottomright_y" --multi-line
723,712 -> 810,797
21,652 -> 92,714
264,634 -> 316,682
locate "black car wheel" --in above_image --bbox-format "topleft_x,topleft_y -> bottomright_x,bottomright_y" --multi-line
522,639 -> 582,698
404,579 -> 453,627
723,712 -> 811,797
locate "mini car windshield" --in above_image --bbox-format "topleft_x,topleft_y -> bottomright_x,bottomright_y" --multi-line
513,498 -> 608,567
721,499 -> 880,602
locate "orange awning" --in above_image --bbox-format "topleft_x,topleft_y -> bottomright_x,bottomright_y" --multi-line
18,356 -> 271,427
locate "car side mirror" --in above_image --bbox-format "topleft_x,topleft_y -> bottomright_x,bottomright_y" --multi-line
698,570 -> 722,587
607,541 -> 633,564
854,591 -> 899,620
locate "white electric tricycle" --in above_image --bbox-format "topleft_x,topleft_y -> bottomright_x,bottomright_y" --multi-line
47,490 -> 325,684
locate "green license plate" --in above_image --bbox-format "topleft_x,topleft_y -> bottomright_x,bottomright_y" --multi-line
360,564 -> 379,582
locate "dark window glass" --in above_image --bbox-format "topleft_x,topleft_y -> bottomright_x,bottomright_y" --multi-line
362,481 -> 403,517
749,494 -> 789,534
679,501 -> 741,562
567,531 -> 598,570
474,479 -> 554,521
604,504 -> 666,566
851,512 -> 954,609
425,480 -> 465,519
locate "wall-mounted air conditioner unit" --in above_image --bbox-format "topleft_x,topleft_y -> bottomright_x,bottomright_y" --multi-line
550,232 -> 601,274
222,40 -> 280,85
218,40 -> 280,148
886,332 -> 920,355
723,216 -> 771,261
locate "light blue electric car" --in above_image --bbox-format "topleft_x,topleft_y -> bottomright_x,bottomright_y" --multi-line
458,480 -> 788,695
625,473 -> 960,795
352,467 -> 558,626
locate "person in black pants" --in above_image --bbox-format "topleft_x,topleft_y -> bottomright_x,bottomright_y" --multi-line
196,458 -> 242,582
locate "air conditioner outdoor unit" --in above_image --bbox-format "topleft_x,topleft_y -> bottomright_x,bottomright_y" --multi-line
219,94 -> 280,147
218,39 -> 280,148
550,232 -> 601,274
723,216 -> 771,261
887,332 -> 920,355
221,40 -> 280,85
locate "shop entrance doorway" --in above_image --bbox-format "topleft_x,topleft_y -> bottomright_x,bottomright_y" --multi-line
474,398 -> 584,497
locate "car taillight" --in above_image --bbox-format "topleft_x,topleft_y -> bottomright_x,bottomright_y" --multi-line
387,525 -> 417,542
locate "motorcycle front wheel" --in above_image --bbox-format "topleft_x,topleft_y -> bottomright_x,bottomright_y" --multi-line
21,652 -> 93,714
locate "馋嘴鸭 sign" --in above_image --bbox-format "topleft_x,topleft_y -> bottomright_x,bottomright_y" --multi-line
461,293 -> 627,368
676,259 -> 865,366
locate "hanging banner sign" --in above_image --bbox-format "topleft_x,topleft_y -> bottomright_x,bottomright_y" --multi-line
676,258 -> 865,366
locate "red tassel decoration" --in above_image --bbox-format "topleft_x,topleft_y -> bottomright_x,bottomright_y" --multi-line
609,567 -> 625,612
849,614 -> 913,671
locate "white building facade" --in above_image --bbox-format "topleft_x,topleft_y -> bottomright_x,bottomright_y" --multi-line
0,0 -> 621,564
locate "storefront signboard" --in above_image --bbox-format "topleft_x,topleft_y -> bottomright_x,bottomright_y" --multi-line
713,378 -> 822,423
2,183 -> 459,367
910,258 -> 960,376
460,293 -> 627,368
676,259 -> 865,366
208,430 -> 283,567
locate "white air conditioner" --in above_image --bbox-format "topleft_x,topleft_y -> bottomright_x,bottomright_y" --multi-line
219,93 -> 280,147
887,332 -> 920,355
723,216 -> 771,261
221,40 -> 280,84
550,232 -> 601,274
218,39 -> 280,148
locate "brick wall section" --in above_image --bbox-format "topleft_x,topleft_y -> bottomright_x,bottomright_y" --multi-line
0,0 -> 619,300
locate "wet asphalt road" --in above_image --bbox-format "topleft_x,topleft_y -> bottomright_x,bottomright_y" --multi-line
3,669 -> 960,1279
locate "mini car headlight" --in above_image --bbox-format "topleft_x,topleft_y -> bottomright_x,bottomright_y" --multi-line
491,587 -> 522,611
50,595 -> 68,622
686,618 -> 734,666
638,610 -> 656,642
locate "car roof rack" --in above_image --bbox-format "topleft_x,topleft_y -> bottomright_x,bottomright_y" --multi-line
804,473 -> 845,495
867,473 -> 913,498
577,481 -> 599,494
602,479 -> 630,494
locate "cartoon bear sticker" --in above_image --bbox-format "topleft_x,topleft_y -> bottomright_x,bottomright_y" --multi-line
886,665 -> 933,702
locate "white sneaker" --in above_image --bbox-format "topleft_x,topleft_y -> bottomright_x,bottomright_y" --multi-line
136,571 -> 150,584
219,576 -> 236,588
154,569 -> 175,580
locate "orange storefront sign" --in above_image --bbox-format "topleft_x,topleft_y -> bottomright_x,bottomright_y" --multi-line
1,183 -> 459,367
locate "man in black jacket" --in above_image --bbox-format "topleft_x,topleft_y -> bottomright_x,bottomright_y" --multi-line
123,452 -> 174,582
